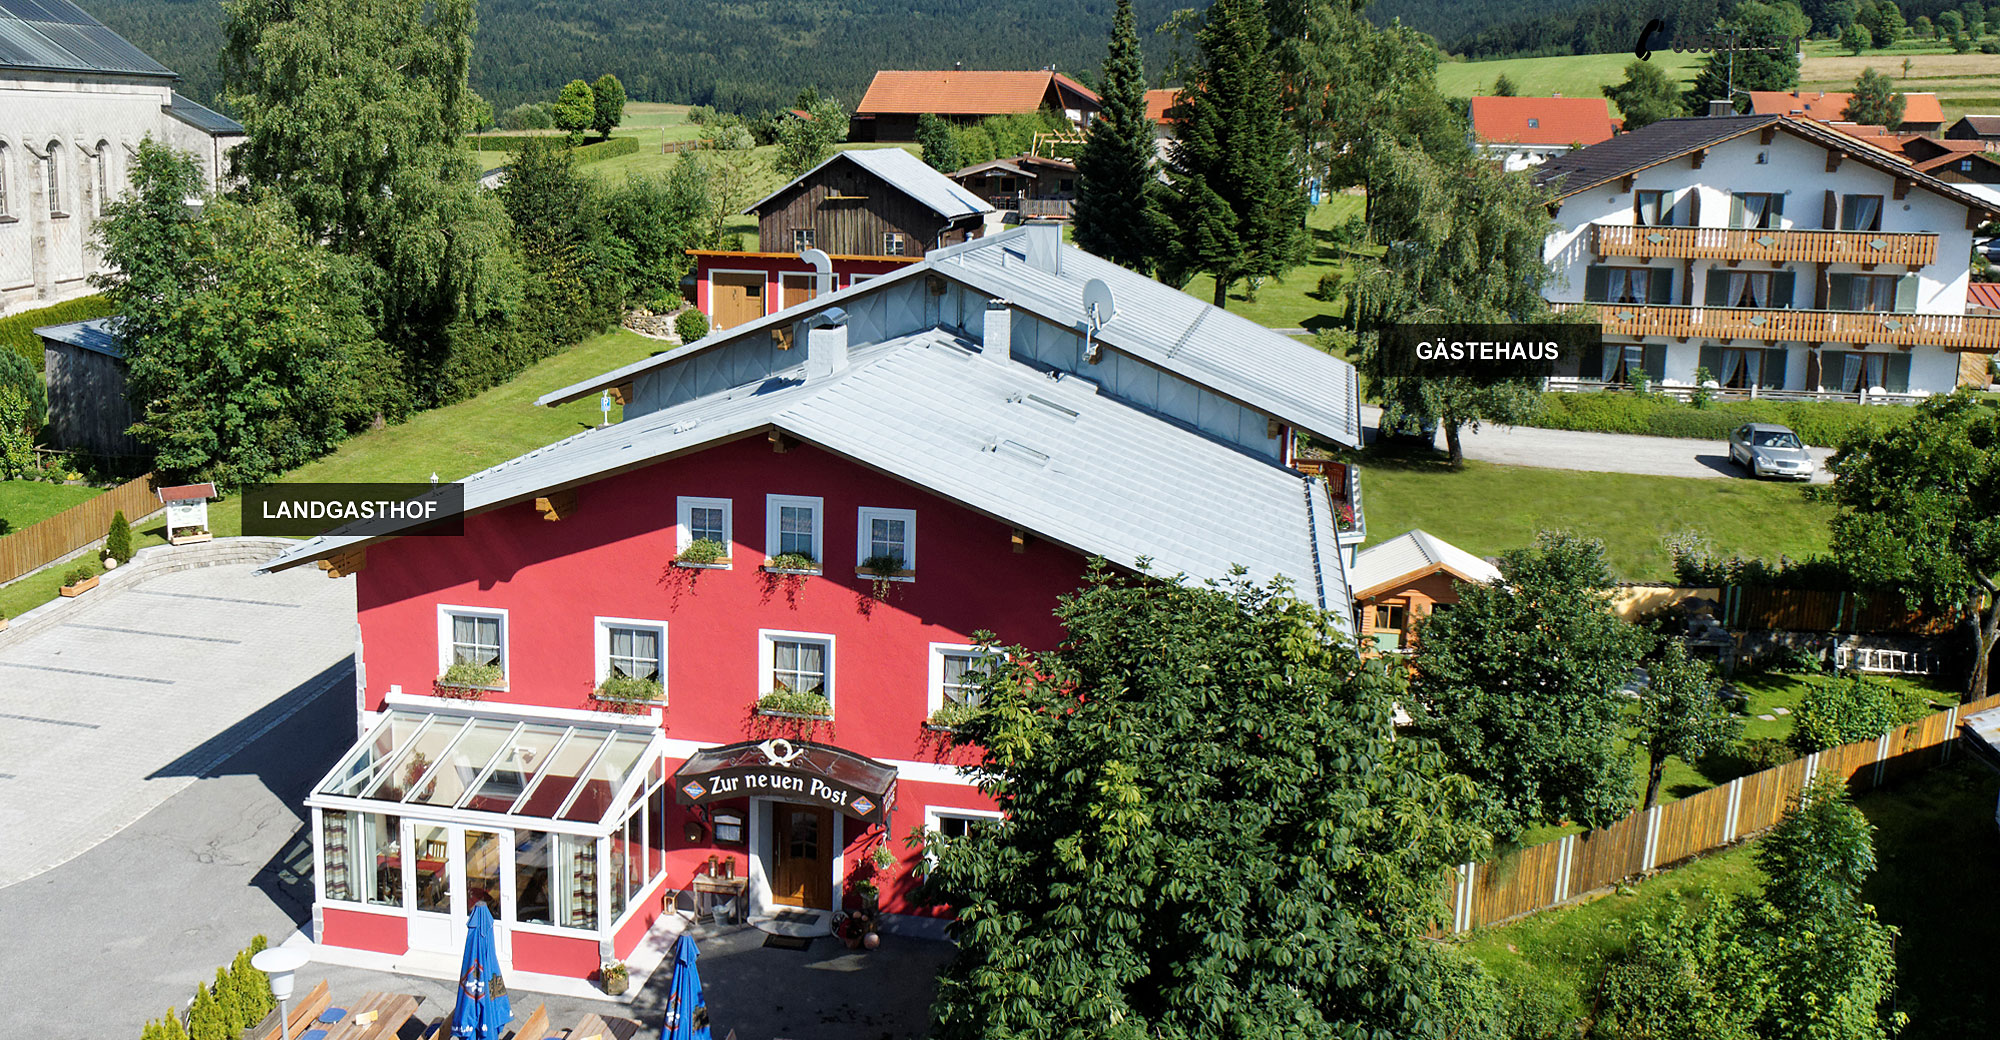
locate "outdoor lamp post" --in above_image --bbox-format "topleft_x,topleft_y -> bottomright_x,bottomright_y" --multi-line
251,947 -> 310,1037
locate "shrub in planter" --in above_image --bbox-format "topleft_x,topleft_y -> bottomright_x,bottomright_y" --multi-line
62,564 -> 95,587
437,661 -> 503,697
926,699 -> 982,730
601,961 -> 629,995
757,688 -> 832,717
596,673 -> 664,705
676,538 -> 727,565
674,309 -> 710,342
860,552 -> 905,598
766,551 -> 819,572
105,510 -> 132,565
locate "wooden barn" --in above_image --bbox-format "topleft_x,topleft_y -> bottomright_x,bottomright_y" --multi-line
849,69 -> 1100,142
37,317 -> 143,460
950,154 -> 1078,220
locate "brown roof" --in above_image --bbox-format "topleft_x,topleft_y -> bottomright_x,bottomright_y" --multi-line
1469,95 -> 1619,147
1952,115 -> 2000,136
158,483 -> 216,502
1914,150 -> 2000,173
1969,282 -> 2000,312
1145,88 -> 1180,124
1748,89 -> 1947,126
855,70 -> 1100,117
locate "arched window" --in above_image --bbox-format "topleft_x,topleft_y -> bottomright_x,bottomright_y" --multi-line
94,140 -> 110,216
45,139 -> 61,216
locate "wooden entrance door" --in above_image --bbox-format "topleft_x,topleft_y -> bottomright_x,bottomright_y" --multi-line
710,272 -> 765,330
770,804 -> 833,909
780,273 -> 816,311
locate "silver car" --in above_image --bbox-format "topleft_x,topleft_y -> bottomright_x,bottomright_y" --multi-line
1729,422 -> 1815,480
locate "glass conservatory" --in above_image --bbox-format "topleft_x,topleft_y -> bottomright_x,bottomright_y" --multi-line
306,705 -> 669,976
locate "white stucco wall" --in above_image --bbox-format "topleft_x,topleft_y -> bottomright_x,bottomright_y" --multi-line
0,72 -> 240,316
1544,125 -> 1984,393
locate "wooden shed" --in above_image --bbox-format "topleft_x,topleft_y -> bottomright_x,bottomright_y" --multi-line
744,148 -> 993,260
37,317 -> 143,460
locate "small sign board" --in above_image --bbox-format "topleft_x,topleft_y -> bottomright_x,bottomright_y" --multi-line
158,482 -> 216,543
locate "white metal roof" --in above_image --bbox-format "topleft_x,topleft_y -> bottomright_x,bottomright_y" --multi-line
745,147 -> 994,221
266,329 -> 1352,625
1349,529 -> 1501,597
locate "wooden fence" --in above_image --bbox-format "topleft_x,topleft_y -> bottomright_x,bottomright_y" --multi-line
1720,585 -> 1959,636
1441,691 -> 2000,934
0,473 -> 159,585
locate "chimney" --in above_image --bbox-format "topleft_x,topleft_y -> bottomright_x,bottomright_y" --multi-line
1708,99 -> 1736,118
1021,222 -> 1061,275
954,61 -> 962,71
805,308 -> 849,376
983,299 -> 1013,364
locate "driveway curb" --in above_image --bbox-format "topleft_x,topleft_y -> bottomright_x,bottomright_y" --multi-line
0,537 -> 300,653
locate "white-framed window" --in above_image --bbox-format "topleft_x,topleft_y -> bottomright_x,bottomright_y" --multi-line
760,629 -> 834,709
883,231 -> 906,256
922,806 -> 1004,865
595,616 -> 667,686
675,495 -> 732,564
44,140 -> 62,217
928,642 -> 996,714
765,494 -> 824,564
438,605 -> 508,679
856,506 -> 916,575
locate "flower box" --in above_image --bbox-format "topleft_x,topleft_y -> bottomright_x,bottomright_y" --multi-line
435,682 -> 505,700
170,532 -> 214,546
672,558 -> 731,570
756,707 -> 834,721
0,616 -> 10,632
855,568 -> 916,581
60,574 -> 99,597
762,565 -> 822,576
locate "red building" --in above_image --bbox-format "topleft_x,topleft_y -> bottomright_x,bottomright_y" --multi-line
266,225 -> 1366,988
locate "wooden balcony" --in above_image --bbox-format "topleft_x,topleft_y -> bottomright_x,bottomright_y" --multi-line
1556,302 -> 2000,351
1591,224 -> 1938,268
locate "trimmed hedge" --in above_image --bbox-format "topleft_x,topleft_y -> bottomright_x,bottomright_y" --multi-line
1521,392 -> 1920,449
575,135 -> 639,165
1,294 -> 116,370
467,134 -> 639,165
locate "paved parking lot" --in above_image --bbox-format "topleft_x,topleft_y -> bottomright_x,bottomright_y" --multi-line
0,563 -> 356,887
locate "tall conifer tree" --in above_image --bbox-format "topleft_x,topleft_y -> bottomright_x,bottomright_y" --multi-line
1164,0 -> 1304,306
1072,0 -> 1161,273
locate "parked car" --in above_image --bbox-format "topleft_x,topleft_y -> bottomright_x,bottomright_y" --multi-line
1728,422 -> 1815,480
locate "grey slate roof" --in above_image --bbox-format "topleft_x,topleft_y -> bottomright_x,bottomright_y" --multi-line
1534,113 -> 2000,220
263,329 -> 1351,624
746,147 -> 994,220
34,316 -> 122,358
0,0 -> 174,79
164,92 -> 243,135
537,228 -> 1364,448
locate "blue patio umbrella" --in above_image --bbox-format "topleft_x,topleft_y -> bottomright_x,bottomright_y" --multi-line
660,934 -> 712,1040
450,903 -> 513,1040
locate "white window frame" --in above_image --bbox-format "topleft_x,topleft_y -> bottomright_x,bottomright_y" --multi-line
759,629 -> 835,712
594,616 -> 668,694
883,231 -> 905,256
927,642 -> 995,714
675,495 -> 733,567
922,805 -> 1005,867
765,494 -> 824,565
437,604 -> 509,681
855,506 -> 917,578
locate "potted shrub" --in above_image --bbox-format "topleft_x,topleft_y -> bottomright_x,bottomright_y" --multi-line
674,537 -> 729,568
858,553 -> 909,599
595,674 -> 664,711
756,688 -> 832,719
763,551 -> 819,575
435,661 -> 504,699
59,564 -> 99,597
600,961 -> 629,996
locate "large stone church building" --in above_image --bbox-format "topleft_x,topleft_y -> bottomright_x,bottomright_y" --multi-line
1,0 -> 243,315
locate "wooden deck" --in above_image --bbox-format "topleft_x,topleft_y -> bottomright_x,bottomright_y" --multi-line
1555,302 -> 2000,350
1592,223 -> 1939,268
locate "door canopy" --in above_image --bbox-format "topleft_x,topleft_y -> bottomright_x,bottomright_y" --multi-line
673,739 -> 898,825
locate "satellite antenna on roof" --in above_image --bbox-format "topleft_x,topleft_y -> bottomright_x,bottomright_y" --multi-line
1082,278 -> 1116,363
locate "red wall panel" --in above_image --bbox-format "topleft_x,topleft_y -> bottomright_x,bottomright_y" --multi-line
319,906 -> 406,954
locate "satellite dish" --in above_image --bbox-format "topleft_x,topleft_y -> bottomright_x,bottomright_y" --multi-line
1082,278 -> 1117,331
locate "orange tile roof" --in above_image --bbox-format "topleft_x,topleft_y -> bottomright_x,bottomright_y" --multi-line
1821,122 -> 1915,156
856,70 -> 1100,116
1747,90 -> 1946,126
1145,88 -> 1180,124
1968,282 -> 2000,312
1468,96 -> 1618,147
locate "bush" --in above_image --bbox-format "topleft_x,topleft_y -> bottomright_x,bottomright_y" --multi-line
1788,673 -> 1930,752
676,537 -> 726,564
707,125 -> 755,150
1734,736 -> 1796,772
573,136 -> 639,165
758,688 -> 833,716
596,674 -> 664,703
646,291 -> 684,312
498,103 -> 554,131
927,699 -> 983,729
1983,39 -> 2000,52
766,551 -> 818,570
105,510 -> 132,564
1526,391 -> 1912,448
674,309 -> 710,342
62,564 -> 95,586
0,293 -> 116,370
438,661 -> 504,688
687,105 -> 717,124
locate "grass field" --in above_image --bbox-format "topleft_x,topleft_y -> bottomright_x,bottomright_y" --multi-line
1436,51 -> 1705,116
1183,195 -> 1370,330
0,481 -> 100,535
1459,761 -> 2000,1037
1356,449 -> 1835,581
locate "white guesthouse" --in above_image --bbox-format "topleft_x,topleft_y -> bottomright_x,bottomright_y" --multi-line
0,0 -> 243,316
1536,112 -> 2000,399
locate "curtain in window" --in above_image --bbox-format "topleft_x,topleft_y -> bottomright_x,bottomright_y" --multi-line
322,811 -> 356,902
1637,193 -> 1663,226
1741,194 -> 1768,227
1720,349 -> 1745,387
453,615 -> 500,666
1841,353 -> 1864,392
1605,268 -> 1631,304
1865,354 -> 1887,391
1846,196 -> 1881,231
1744,350 -> 1764,388
557,834 -> 598,930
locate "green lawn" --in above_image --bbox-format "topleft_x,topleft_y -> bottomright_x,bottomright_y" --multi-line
0,481 -> 100,534
0,328 -> 662,622
1183,196 -> 1369,331
1460,761 -> 2000,1036
1435,51 -> 1705,115
1356,450 -> 1835,582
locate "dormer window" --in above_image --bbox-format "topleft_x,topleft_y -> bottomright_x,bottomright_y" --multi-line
1527,118 -> 1539,129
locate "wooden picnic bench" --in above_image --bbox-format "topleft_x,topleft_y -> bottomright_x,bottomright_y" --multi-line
563,1013 -> 642,1040
310,991 -> 421,1040
505,1004 -> 552,1040
251,979 -> 332,1040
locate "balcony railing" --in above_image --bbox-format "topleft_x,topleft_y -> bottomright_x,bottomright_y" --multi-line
1556,302 -> 2000,351
1591,224 -> 1939,268
1546,379 -> 1926,406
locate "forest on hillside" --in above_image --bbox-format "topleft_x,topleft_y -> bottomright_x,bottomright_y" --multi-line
1373,0 -> 1985,59
88,0 -> 1184,113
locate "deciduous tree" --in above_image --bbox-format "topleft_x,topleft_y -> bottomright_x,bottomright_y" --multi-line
1842,19 -> 1873,52
553,79 -> 595,143
1604,59 -> 1687,131
590,73 -> 626,139
1685,1 -> 1808,112
1828,390 -> 2000,699
1633,641 -> 1739,809
1072,0 -> 1162,274
1842,68 -> 1906,126
914,113 -> 962,172
1163,0 -> 1304,305
926,564 -> 1499,1038
1410,532 -> 1652,837
1859,0 -> 1906,46
499,139 -> 627,347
